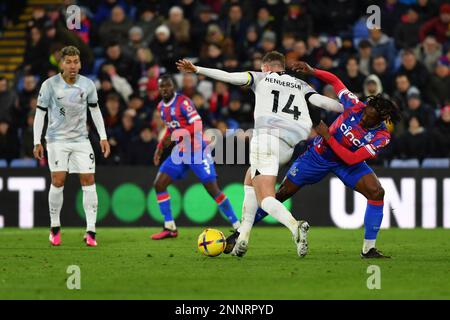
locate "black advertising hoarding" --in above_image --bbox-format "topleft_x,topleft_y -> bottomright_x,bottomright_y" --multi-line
0,166 -> 449,228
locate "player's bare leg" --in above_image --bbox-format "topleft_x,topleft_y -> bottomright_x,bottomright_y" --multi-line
79,173 -> 98,247
354,172 -> 390,258
151,172 -> 178,240
48,171 -> 66,246
202,181 -> 240,230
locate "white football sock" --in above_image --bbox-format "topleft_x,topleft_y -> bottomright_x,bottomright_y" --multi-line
261,196 -> 298,236
49,184 -> 64,227
363,239 -> 376,254
164,220 -> 176,230
238,185 -> 258,240
82,184 -> 98,232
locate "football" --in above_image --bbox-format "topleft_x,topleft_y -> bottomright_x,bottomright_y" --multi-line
197,228 -> 226,257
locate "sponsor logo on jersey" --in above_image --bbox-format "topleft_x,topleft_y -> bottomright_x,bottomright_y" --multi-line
340,123 -> 363,147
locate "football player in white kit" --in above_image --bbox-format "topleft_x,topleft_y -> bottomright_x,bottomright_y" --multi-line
176,51 -> 343,257
33,46 -> 110,247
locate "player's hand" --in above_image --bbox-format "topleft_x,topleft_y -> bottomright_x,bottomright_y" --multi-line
33,144 -> 44,160
176,59 -> 198,73
314,120 -> 331,141
290,61 -> 315,75
153,147 -> 163,166
100,140 -> 111,158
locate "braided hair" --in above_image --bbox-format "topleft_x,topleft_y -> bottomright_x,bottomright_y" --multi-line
366,94 -> 402,124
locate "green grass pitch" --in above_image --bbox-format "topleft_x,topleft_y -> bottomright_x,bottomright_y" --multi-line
1,227 -> 449,299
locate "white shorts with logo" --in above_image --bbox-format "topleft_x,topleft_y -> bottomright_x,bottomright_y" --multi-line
47,141 -> 95,174
249,133 -> 293,179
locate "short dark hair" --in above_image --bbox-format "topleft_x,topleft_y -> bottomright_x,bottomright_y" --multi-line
158,74 -> 175,85
262,51 -> 285,68
61,46 -> 80,59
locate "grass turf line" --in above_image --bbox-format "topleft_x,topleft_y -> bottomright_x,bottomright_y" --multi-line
0,227 -> 449,299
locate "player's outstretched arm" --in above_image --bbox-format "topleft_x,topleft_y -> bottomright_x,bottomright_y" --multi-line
291,61 -> 347,96
176,59 -> 250,86
308,94 -> 344,113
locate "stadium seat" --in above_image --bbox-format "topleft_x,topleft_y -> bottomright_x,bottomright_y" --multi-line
9,158 -> 38,168
421,158 -> 450,168
390,159 -> 420,168
0,159 -> 7,168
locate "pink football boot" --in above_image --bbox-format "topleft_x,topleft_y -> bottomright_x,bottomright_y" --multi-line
151,228 -> 178,240
49,227 -> 61,246
84,231 -> 97,247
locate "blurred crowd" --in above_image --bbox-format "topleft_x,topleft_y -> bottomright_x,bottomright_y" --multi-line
0,0 -> 449,167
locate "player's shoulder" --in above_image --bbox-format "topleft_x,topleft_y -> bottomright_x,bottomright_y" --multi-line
78,75 -> 96,88
42,74 -> 61,86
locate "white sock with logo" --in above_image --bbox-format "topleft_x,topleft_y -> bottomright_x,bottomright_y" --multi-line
363,239 -> 376,254
49,184 -> 64,227
82,184 -> 98,233
261,196 -> 298,236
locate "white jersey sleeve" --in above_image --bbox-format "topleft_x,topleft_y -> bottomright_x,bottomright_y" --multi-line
87,79 -> 98,105
247,71 -> 267,91
37,80 -> 52,109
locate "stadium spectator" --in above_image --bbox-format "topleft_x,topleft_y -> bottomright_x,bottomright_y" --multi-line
127,93 -> 151,129
192,93 -> 213,128
0,119 -> 19,162
0,78 -> 16,123
27,6 -> 48,32
113,109 -> 138,163
380,0 -> 408,37
126,126 -> 158,165
426,60 -> 450,108
221,4 -> 247,45
123,26 -> 148,57
94,0 -> 130,26
367,28 -> 397,70
403,89 -> 436,130
363,74 -> 388,98
181,73 -> 197,99
100,41 -> 138,89
150,25 -> 180,73
395,116 -> 430,161
104,93 -> 123,135
190,5 -> 215,53
209,81 -> 229,126
282,2 -> 313,41
371,55 -> 394,95
419,3 -> 450,43
396,49 -> 429,93
259,30 -> 277,54
11,75 -> 38,130
357,40 -> 372,76
135,4 -> 163,45
255,6 -> 275,37
221,91 -> 253,131
392,73 -> 415,111
166,6 -> 190,50
99,6 -> 133,47
20,110 -> 35,159
414,35 -> 443,72
22,27 -> 49,77
431,105 -> 450,157
394,6 -> 421,50
339,56 -> 365,97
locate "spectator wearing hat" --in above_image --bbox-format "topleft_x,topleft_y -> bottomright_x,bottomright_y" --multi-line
414,35 -> 442,73
166,6 -> 191,51
282,2 -> 313,41
150,24 -> 180,73
431,105 -> 450,157
123,26 -> 148,57
403,88 -> 436,131
259,30 -> 277,54
427,59 -> 450,108
363,74 -> 389,99
394,6 -> 421,50
135,4 -> 163,45
419,3 -> 450,44
396,49 -> 429,93
98,5 -> 133,47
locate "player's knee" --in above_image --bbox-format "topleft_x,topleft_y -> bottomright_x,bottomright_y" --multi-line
368,185 -> 384,201
80,175 -> 95,186
51,177 -> 65,188
153,180 -> 166,193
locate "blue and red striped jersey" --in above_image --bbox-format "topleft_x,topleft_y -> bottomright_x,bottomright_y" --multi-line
313,89 -> 391,163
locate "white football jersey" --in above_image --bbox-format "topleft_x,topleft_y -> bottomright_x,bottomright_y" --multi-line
248,71 -> 316,147
37,73 -> 98,143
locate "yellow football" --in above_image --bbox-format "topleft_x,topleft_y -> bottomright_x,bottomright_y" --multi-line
197,228 -> 226,257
